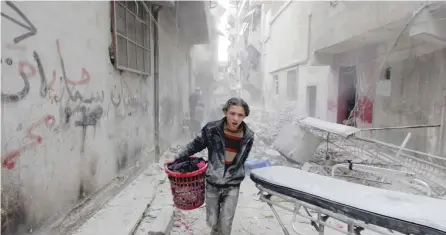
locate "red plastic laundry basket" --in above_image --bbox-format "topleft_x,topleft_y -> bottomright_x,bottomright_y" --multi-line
165,156 -> 208,210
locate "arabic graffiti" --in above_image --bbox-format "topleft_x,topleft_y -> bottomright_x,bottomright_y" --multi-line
1,1 -> 37,44
1,72 -> 30,103
34,51 -> 50,97
2,115 -> 55,169
1,40 -> 103,104
64,105 -> 104,154
54,40 -> 104,104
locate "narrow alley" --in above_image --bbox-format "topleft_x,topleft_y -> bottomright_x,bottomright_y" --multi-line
2,1 -> 446,235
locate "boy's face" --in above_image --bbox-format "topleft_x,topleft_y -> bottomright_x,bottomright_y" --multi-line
224,105 -> 246,131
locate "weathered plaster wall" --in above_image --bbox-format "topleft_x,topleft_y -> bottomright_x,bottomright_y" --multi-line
370,49 -> 446,154
1,1 -> 197,233
157,7 -> 191,151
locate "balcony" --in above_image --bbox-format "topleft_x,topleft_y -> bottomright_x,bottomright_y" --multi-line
312,1 -> 446,65
312,1 -> 425,54
247,28 -> 261,52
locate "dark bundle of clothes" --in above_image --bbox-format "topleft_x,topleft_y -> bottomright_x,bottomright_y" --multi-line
167,156 -> 207,173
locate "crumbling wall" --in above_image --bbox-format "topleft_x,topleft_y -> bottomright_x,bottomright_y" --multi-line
372,48 -> 446,154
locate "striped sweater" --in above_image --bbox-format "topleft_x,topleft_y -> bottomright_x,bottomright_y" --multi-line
223,124 -> 244,165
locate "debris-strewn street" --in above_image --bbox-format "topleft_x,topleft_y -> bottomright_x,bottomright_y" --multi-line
168,133 -> 306,235
171,178 -> 318,235
170,178 -> 384,235
3,0 -> 446,234
65,108 -> 444,235
165,121 -> 384,235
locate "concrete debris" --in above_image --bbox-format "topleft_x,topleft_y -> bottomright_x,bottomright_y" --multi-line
272,123 -> 323,164
247,102 -> 303,146
246,104 -> 444,197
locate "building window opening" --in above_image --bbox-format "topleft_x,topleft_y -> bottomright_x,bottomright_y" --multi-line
384,67 -> 391,80
112,1 -> 151,75
274,75 -> 279,95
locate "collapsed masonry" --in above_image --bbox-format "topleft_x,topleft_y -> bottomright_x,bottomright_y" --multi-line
172,101 -> 446,198
248,106 -> 446,199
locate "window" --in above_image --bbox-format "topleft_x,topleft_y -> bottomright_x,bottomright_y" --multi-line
384,67 -> 391,80
274,75 -> 279,95
286,69 -> 297,100
112,1 -> 151,75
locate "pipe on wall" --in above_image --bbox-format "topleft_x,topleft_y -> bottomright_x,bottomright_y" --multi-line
153,5 -> 162,160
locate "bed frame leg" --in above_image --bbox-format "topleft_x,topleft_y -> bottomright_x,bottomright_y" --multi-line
265,194 -> 291,235
348,224 -> 365,235
317,212 -> 325,235
348,224 -> 354,233
269,202 -> 291,235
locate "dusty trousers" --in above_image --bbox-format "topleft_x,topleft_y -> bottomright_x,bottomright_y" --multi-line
205,183 -> 240,235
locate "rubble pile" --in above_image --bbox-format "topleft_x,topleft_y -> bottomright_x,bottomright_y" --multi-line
249,137 -> 300,167
248,111 -> 404,189
247,102 -> 302,146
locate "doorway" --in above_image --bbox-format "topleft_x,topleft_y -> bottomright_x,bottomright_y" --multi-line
336,66 -> 357,125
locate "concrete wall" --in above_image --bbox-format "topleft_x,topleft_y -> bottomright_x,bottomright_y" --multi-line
261,1 -> 314,111
296,66 -> 332,120
1,1 -> 198,233
267,1 -> 310,72
158,7 -> 192,150
362,48 -> 446,154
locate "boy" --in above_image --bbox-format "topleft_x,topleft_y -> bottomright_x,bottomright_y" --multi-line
176,97 -> 254,235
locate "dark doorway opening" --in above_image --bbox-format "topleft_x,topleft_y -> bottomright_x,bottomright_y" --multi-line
337,66 -> 357,126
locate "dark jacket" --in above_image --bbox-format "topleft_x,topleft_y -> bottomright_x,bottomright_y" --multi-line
178,118 -> 255,186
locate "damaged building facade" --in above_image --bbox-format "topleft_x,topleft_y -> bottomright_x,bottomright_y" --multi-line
1,1 -> 214,233
226,0 -> 263,107
256,1 -> 446,156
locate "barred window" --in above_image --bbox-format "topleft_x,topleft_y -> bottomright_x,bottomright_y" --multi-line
112,1 -> 151,75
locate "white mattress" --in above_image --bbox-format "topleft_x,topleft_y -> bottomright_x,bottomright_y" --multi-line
251,166 -> 446,232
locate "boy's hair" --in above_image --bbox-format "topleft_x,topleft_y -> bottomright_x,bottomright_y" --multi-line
222,97 -> 250,117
